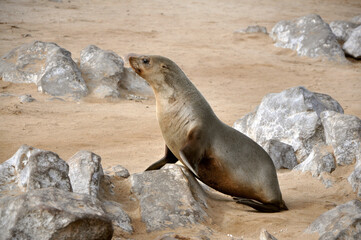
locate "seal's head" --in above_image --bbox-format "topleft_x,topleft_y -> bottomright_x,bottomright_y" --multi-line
129,55 -> 187,90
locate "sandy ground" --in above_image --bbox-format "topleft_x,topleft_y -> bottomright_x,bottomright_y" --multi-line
1,0 -> 361,239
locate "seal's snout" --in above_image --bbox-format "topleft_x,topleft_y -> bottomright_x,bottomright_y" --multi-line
129,56 -> 141,74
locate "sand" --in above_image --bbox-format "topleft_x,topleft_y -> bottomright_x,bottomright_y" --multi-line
0,0 -> 360,239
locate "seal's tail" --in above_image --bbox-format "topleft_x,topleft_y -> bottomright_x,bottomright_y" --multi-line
235,198 -> 288,213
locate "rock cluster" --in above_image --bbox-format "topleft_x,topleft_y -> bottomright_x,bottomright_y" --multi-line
270,14 -> 361,60
233,86 -> 361,192
0,41 -> 151,99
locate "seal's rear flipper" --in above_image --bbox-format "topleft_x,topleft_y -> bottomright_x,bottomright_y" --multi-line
235,198 -> 288,213
145,145 -> 178,171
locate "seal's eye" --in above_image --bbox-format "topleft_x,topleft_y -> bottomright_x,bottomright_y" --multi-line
142,58 -> 150,64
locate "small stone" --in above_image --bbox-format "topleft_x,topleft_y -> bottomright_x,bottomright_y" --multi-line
19,94 -> 35,103
112,165 -> 130,178
234,25 -> 268,34
260,229 -> 278,240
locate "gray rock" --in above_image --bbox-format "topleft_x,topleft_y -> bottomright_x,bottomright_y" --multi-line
0,188 -> 113,240
0,41 -> 88,98
0,145 -> 72,194
260,229 -> 278,240
263,139 -> 298,169
112,165 -> 130,178
351,15 -> 361,24
130,164 -> 208,232
348,147 -> 361,197
19,94 -> 35,103
329,21 -> 360,43
68,150 -> 104,198
293,145 -> 336,177
234,25 -> 268,34
80,45 -> 124,98
270,14 -> 346,62
102,200 -> 133,234
321,111 -> 361,166
307,200 -> 361,239
119,67 -> 152,95
233,86 -> 343,163
343,25 -> 361,59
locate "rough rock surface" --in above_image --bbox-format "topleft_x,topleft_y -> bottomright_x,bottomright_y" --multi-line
348,148 -> 361,198
0,41 -> 87,98
329,20 -> 360,43
270,14 -> 346,62
307,200 -> 361,239
263,139 -> 298,169
0,188 -> 113,240
293,145 -> 335,177
233,86 -> 343,163
343,25 -> 361,59
102,200 -> 133,234
351,15 -> 361,24
68,150 -> 104,198
0,145 -> 72,194
130,164 -> 208,232
321,111 -> 361,166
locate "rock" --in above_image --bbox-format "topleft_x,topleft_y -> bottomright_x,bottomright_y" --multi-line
233,86 -> 343,163
0,41 -> 88,98
119,67 -> 152,96
0,145 -> 72,194
320,111 -> 361,166
307,200 -> 361,239
348,147 -> 361,197
234,25 -> 268,34
260,229 -> 278,240
130,164 -> 208,232
19,94 -> 35,103
270,14 -> 346,62
0,188 -> 113,240
80,45 -> 124,98
351,15 -> 361,24
329,20 -> 360,43
112,165 -> 130,178
343,25 -> 361,59
102,200 -> 133,234
293,145 -> 335,177
68,150 -> 104,198
154,233 -> 211,240
263,139 -> 298,169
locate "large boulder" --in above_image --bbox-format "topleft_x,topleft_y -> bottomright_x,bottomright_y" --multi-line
270,14 -> 346,62
343,25 -> 361,59
0,145 -> 72,194
0,188 -> 113,240
320,111 -> 361,166
130,164 -> 209,232
307,200 -> 361,239
0,41 -> 88,98
79,45 -> 152,98
67,150 -> 103,198
233,86 -> 343,163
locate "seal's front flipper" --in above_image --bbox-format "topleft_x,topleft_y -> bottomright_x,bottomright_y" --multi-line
179,128 -> 204,178
145,145 -> 178,171
234,198 -> 288,213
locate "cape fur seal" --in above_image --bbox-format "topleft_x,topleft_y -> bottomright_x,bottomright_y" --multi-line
129,55 -> 288,212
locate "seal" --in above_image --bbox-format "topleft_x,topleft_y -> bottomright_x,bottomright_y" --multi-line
129,55 -> 288,212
